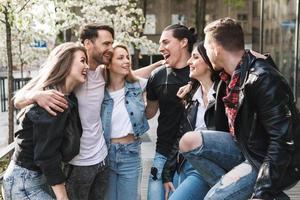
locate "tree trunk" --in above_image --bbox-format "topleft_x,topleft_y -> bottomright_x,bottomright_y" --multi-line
133,48 -> 140,70
196,0 -> 206,41
5,9 -> 14,145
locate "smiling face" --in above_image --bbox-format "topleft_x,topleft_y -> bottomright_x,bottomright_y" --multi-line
87,30 -> 113,66
109,46 -> 131,78
68,50 -> 89,84
187,47 -> 211,80
159,30 -> 187,68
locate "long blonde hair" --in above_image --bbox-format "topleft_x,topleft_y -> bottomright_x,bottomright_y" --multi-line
105,44 -> 138,86
15,42 -> 87,98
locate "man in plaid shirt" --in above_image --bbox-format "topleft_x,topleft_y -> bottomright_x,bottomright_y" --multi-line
179,17 -> 300,200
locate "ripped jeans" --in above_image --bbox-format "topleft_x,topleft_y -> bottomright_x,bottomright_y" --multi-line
181,130 -> 258,200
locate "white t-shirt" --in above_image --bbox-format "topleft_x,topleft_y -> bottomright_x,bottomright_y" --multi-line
109,78 -> 147,139
194,84 -> 215,131
69,67 -> 107,166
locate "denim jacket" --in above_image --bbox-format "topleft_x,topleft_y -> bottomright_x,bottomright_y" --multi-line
101,81 -> 149,148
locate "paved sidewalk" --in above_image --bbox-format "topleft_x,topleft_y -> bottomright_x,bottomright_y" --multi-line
140,115 -> 157,200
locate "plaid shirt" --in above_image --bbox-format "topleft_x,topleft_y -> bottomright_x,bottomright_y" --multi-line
220,57 -> 245,136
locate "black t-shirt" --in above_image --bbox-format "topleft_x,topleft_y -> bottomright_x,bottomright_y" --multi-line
146,65 -> 190,156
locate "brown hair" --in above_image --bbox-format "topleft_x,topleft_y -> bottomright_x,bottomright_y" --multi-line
204,17 -> 244,51
15,42 -> 87,119
105,44 -> 138,86
80,23 -> 115,44
16,42 -> 87,94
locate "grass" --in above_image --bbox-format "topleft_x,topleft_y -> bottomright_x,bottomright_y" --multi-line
0,156 -> 10,200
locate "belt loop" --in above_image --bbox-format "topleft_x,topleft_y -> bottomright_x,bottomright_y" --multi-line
100,159 -> 106,167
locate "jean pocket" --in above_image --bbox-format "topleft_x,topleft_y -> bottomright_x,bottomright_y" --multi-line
26,169 -> 42,179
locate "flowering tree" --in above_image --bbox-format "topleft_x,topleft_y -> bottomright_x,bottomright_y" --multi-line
0,0 -> 59,144
56,0 -> 159,56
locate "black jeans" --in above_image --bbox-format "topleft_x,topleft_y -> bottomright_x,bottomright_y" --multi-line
64,160 -> 108,200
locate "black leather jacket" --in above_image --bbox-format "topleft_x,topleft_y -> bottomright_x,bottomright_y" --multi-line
161,80 -> 228,183
13,93 -> 82,186
219,51 -> 300,199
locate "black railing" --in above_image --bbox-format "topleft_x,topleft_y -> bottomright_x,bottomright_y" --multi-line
0,77 -> 31,112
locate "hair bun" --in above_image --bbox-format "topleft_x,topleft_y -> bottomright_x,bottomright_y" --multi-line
188,27 -> 196,34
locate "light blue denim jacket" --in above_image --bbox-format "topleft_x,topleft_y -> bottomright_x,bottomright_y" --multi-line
101,81 -> 149,148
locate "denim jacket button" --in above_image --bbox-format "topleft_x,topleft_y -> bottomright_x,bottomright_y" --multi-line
126,101 -> 129,104
133,123 -> 137,127
130,112 -> 134,115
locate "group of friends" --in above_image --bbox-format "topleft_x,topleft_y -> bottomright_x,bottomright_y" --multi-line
1,17 -> 300,200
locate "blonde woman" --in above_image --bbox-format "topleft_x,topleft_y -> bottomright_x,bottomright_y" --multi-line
2,42 -> 89,200
101,44 -> 153,200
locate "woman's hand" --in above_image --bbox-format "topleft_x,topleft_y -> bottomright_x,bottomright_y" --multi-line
164,182 -> 175,200
177,83 -> 192,99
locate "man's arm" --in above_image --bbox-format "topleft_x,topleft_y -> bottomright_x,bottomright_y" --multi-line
133,60 -> 164,79
252,69 -> 293,199
146,100 -> 159,119
14,90 -> 68,116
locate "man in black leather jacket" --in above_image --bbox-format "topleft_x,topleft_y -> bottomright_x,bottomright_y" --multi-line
179,17 -> 300,200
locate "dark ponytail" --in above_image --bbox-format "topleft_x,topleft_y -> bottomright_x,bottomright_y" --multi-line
164,24 -> 197,53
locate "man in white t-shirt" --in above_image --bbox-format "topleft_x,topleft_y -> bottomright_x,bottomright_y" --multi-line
14,23 -> 161,200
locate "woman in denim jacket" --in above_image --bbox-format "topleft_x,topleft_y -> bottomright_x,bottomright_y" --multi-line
2,42 -> 89,200
101,44 -> 155,200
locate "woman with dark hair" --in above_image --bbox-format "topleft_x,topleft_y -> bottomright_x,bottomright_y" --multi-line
2,42 -> 89,200
162,42 -> 227,200
145,24 -> 198,200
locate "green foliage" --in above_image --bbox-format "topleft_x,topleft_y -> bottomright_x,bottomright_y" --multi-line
175,0 -> 185,4
0,156 -> 9,200
224,0 -> 245,8
0,156 -> 9,174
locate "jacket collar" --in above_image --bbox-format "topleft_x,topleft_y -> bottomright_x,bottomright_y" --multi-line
239,50 -> 257,90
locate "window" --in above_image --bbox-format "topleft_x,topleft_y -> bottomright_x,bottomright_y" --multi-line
171,14 -> 186,25
237,14 -> 248,21
144,14 -> 156,34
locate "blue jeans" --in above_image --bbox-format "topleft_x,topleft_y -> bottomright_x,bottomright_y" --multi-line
106,139 -> 142,200
182,130 -> 258,200
2,161 -> 54,200
147,152 -> 179,200
169,161 -> 210,200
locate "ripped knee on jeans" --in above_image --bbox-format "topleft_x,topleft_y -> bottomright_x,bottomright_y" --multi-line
220,162 -> 253,189
179,131 -> 202,152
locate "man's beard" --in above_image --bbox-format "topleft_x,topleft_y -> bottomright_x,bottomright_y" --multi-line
94,52 -> 112,65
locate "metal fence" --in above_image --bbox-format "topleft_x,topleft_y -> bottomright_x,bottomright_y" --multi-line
0,77 -> 31,112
